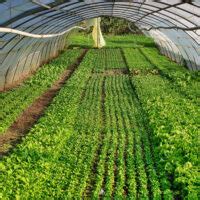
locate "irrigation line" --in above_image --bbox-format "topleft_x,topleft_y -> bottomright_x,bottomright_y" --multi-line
0,26 -> 88,39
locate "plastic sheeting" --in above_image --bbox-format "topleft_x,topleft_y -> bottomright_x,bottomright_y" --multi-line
85,18 -> 106,48
0,1 -> 199,90
91,18 -> 106,48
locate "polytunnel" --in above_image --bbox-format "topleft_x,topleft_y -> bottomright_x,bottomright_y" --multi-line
0,1 -> 200,199
0,0 -> 200,90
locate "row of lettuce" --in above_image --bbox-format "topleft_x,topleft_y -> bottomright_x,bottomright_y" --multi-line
99,76 -> 171,199
0,50 -> 96,198
0,49 -> 83,134
92,49 -> 126,72
124,47 -> 199,102
123,48 -> 199,199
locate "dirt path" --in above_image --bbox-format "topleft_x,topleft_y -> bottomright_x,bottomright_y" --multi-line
0,49 -> 88,157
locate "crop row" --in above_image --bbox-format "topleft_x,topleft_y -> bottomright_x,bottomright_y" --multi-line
69,34 -> 155,48
141,47 -> 199,102
124,47 -> 199,103
123,46 -> 199,198
105,35 -> 155,48
132,74 -> 199,199
122,76 -> 174,199
92,49 -> 126,72
59,76 -> 103,198
87,75 -> 172,199
0,50 -> 96,198
123,47 -> 199,198
123,48 -> 153,70
0,49 -> 83,134
103,76 -> 173,199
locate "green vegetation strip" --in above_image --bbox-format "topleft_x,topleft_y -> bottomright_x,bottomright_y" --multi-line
0,50 -> 94,198
0,49 -> 83,134
132,75 -> 199,199
89,75 -> 170,199
69,34 -> 155,49
123,45 -> 199,198
92,49 -> 126,72
123,46 -> 199,102
141,47 -> 200,101
123,48 -> 153,70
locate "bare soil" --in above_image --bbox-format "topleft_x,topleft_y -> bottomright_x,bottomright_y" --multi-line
93,68 -> 129,76
131,69 -> 160,76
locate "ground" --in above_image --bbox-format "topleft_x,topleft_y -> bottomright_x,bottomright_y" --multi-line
0,34 -> 199,199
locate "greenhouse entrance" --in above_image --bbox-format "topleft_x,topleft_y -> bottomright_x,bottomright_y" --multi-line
0,1 -> 199,199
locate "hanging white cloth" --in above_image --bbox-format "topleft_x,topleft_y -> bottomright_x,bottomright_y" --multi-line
86,18 -> 106,48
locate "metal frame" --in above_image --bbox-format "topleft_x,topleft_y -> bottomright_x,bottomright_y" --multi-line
0,0 -> 199,90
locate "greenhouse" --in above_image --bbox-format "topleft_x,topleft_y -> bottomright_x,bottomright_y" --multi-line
0,0 -> 199,199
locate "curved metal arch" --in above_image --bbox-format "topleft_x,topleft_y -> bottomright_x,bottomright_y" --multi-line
0,3 -> 194,45
0,0 -> 199,83
1,3 -> 198,53
1,1 -> 198,47
1,1 -> 197,32
0,1 -> 198,50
